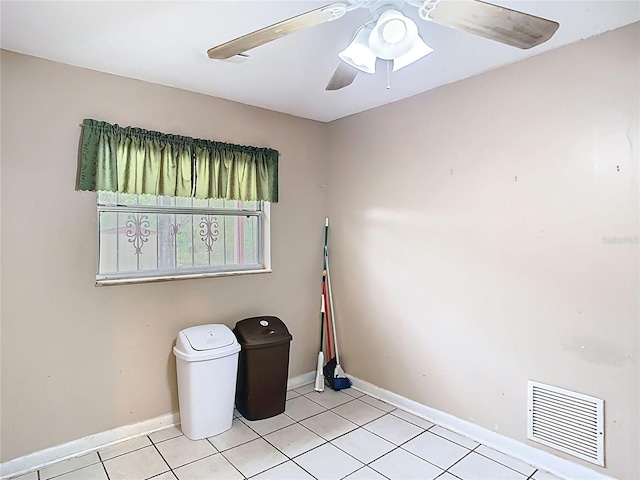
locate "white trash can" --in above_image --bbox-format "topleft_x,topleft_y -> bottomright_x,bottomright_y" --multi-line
173,324 -> 240,440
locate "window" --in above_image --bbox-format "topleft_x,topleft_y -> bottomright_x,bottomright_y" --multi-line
96,191 -> 270,285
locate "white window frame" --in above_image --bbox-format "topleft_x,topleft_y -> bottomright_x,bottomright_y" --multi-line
95,196 -> 271,286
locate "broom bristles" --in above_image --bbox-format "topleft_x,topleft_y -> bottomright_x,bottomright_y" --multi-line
333,377 -> 352,390
323,357 -> 351,391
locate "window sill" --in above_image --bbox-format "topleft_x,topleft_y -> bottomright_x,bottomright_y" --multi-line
96,268 -> 272,286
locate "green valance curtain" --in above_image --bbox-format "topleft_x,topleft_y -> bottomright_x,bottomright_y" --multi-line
78,119 -> 279,202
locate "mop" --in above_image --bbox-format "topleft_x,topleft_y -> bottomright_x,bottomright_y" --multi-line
315,220 -> 332,392
313,293 -> 325,392
322,218 -> 351,391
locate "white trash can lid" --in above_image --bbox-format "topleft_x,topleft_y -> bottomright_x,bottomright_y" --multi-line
174,324 -> 240,361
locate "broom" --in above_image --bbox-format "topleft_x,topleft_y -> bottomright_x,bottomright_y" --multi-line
322,218 -> 351,391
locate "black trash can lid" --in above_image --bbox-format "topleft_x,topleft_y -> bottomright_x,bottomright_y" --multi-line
234,316 -> 292,349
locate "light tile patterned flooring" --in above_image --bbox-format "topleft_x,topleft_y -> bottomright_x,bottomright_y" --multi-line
12,385 -> 564,480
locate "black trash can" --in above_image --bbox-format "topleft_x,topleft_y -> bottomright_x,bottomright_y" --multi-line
233,316 -> 293,420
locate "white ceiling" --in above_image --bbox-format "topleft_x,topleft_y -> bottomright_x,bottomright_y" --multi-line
1,1 -> 638,122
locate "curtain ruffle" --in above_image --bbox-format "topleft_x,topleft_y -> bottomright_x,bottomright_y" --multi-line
78,119 -> 279,202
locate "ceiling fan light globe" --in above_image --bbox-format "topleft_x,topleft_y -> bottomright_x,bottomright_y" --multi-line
369,9 -> 419,60
392,35 -> 433,71
338,26 -> 376,74
382,19 -> 407,44
338,48 -> 376,74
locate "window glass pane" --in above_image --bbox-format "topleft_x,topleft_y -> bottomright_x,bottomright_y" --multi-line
224,216 -> 236,264
224,199 -> 240,209
244,215 -> 258,264
98,195 -> 265,279
157,213 -> 177,269
174,196 -> 192,207
118,192 -> 139,205
118,213 -> 150,272
99,193 -> 259,211
209,198 -> 225,209
221,199 -> 259,210
196,215 -> 221,266
118,213 -> 136,272
157,196 -> 174,208
98,191 -> 117,204
192,198 -> 208,209
209,217 -> 226,265
176,214 -> 193,268
98,211 -> 118,274
137,214 -> 158,271
193,214 -> 209,268
138,193 -> 156,206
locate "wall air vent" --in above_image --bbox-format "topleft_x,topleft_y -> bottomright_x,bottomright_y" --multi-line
527,381 -> 604,466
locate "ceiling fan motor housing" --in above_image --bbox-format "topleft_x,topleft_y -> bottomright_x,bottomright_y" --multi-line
368,0 -> 407,16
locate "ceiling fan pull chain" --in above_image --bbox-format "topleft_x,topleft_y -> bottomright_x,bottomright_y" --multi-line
386,60 -> 392,90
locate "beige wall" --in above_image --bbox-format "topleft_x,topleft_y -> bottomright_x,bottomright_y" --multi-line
0,50 -> 327,462
327,23 -> 639,479
2,23 -> 638,479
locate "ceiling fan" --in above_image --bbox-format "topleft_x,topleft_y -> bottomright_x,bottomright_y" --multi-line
207,0 -> 559,91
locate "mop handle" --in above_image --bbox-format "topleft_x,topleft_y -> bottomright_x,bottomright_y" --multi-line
319,292 -> 325,351
323,277 -> 332,359
325,246 -> 340,364
322,219 -> 333,359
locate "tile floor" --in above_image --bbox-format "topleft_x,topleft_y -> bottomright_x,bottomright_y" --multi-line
11,385 -> 564,480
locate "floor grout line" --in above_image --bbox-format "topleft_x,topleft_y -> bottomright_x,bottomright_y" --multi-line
99,461 -> 110,480
288,457 -> 320,480
356,412 -> 425,446
164,451 -> 218,475
265,414 -> 373,476
148,439 -> 174,476
473,448 -> 537,477
292,411 -> 428,477
216,448 -> 250,480
322,400 -> 387,426
302,390 -> 389,414
37,454 -> 103,480
441,471 -> 463,480
444,449 -> 475,475
427,428 -> 480,450
366,458 -> 396,480
395,444 -> 449,475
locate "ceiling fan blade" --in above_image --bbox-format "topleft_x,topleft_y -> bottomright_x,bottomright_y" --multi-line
427,0 -> 559,49
326,62 -> 359,91
208,4 -> 347,60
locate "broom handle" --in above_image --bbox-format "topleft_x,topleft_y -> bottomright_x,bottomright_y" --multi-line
326,240 -> 340,364
322,219 -> 333,359
319,292 -> 325,352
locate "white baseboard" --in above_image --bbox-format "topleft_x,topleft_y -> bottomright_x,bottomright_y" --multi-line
287,370 -> 315,390
1,372 -> 317,479
0,412 -> 179,479
349,375 -> 616,480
